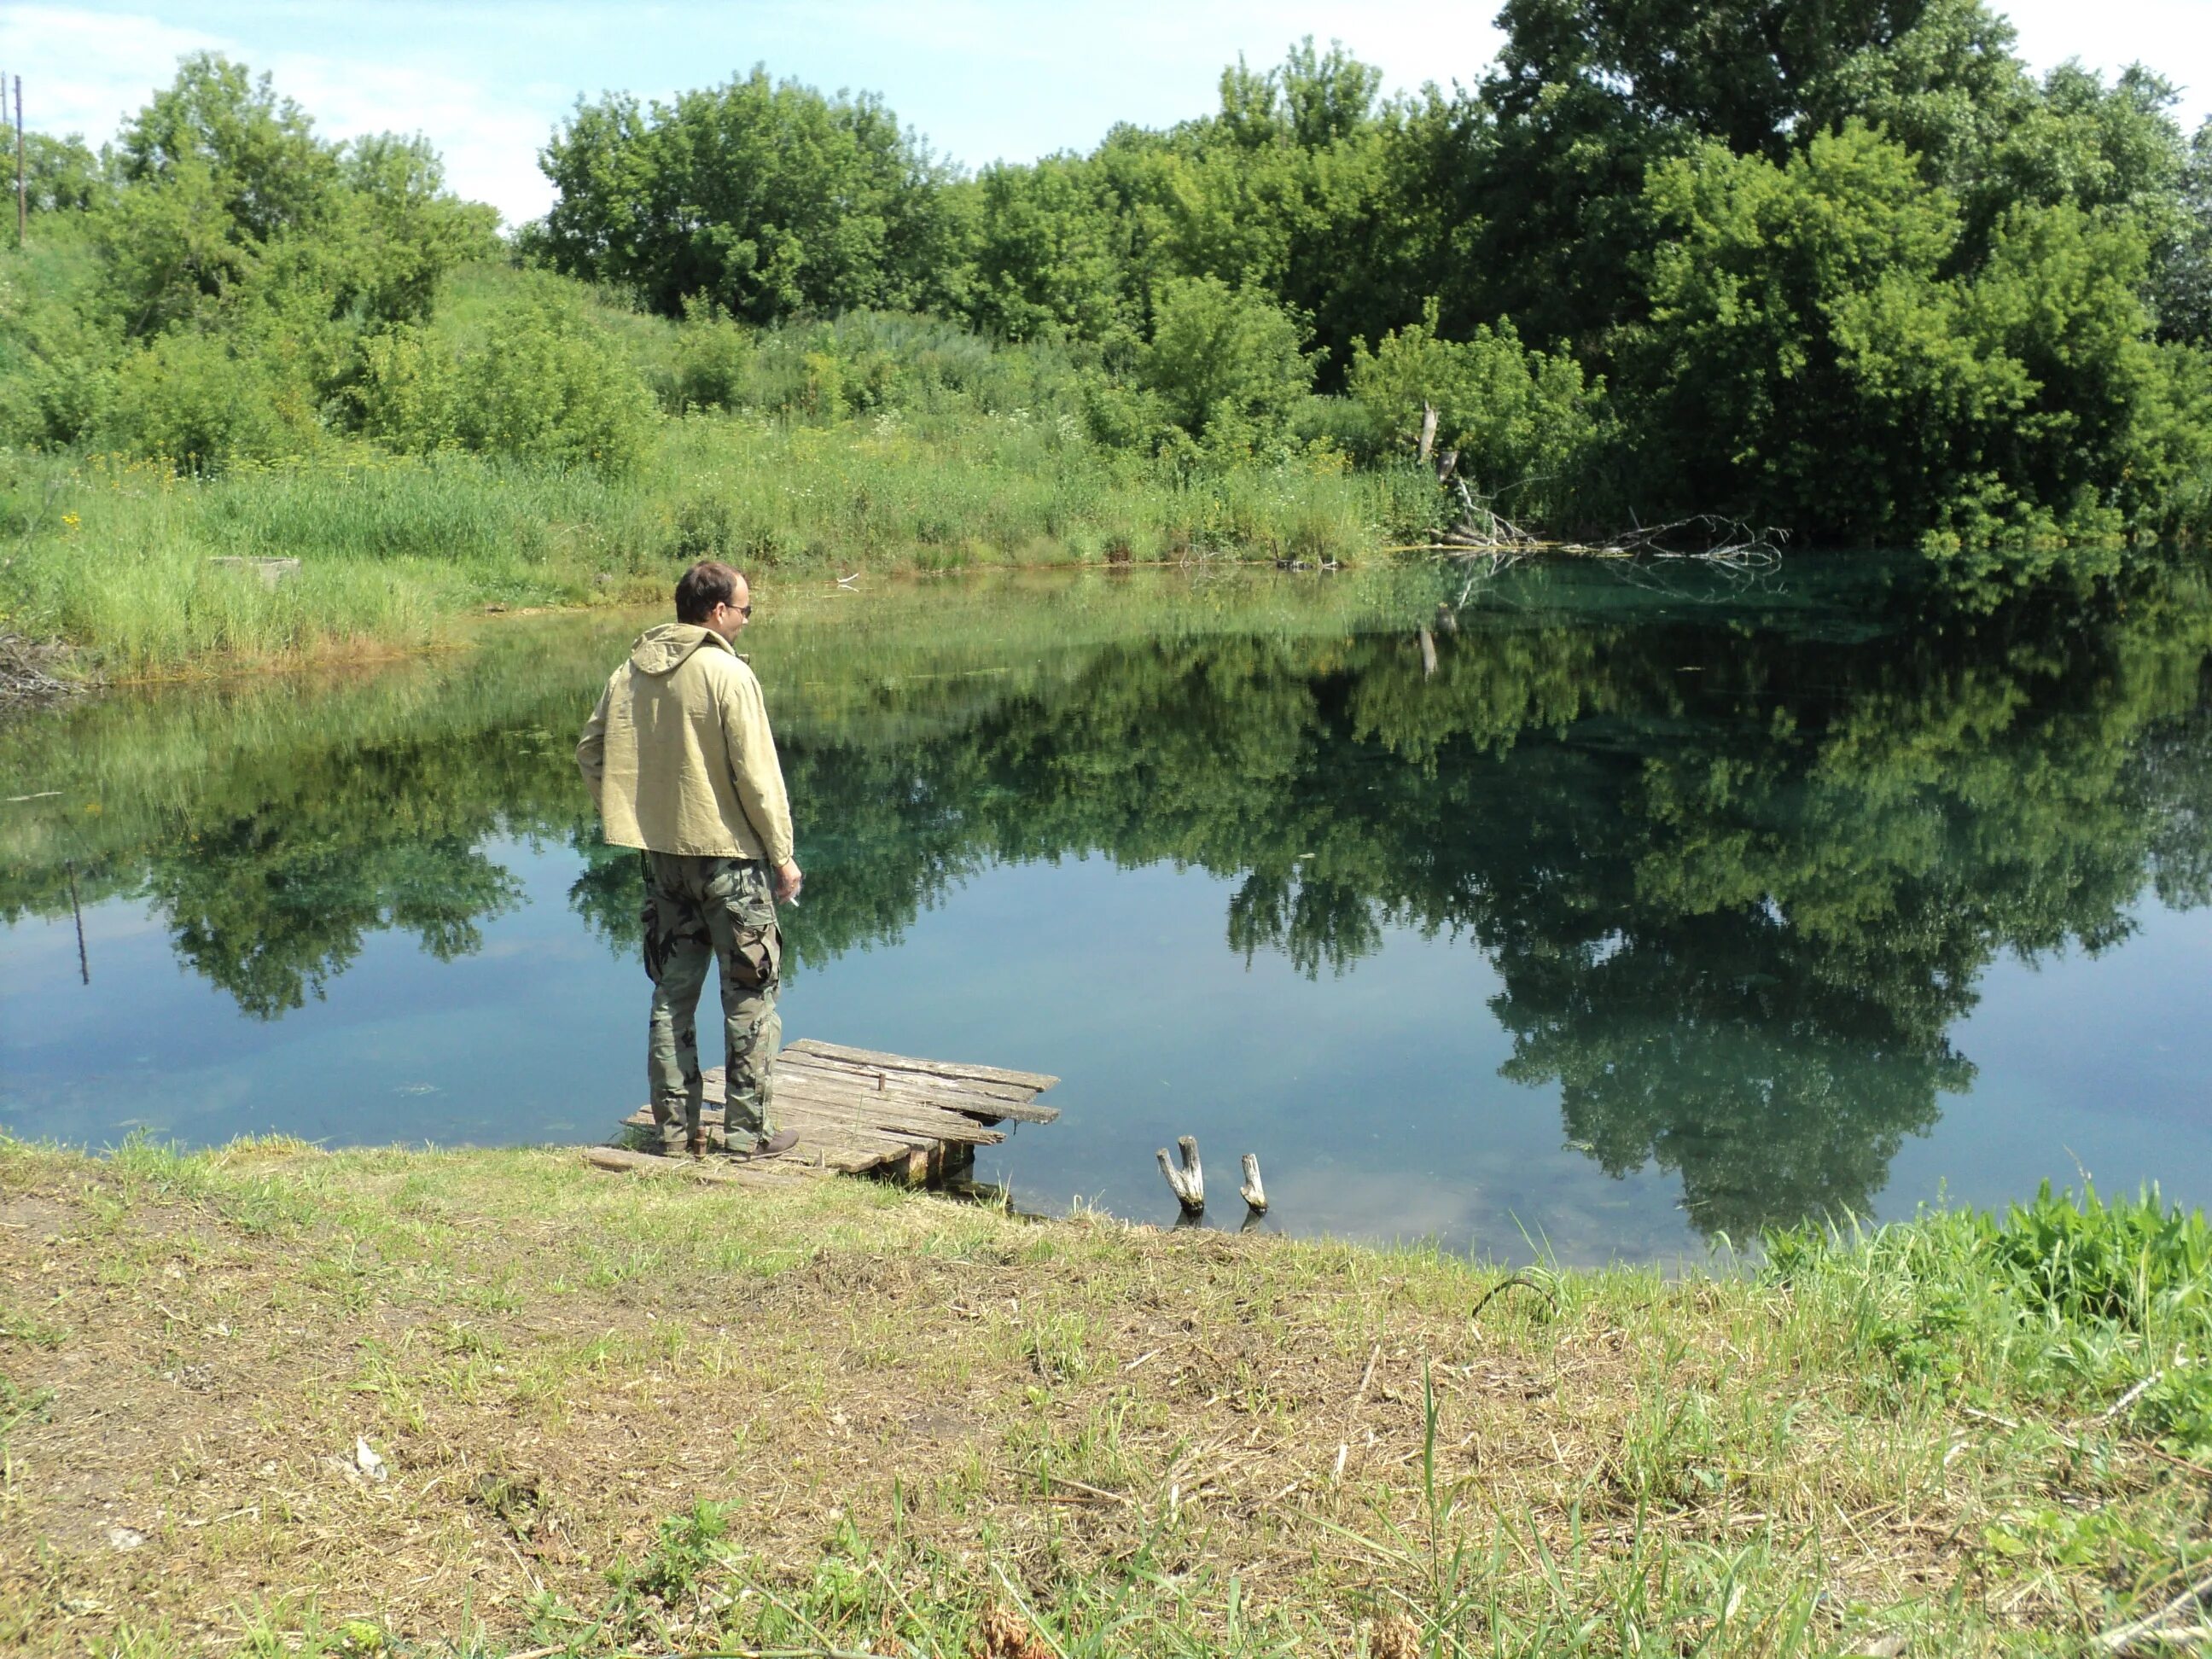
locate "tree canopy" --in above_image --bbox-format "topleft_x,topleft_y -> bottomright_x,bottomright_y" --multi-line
6,9 -> 2212,550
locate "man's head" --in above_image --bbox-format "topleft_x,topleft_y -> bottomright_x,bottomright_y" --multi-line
674,560 -> 751,642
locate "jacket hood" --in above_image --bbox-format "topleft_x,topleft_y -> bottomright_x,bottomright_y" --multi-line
629,622 -> 731,677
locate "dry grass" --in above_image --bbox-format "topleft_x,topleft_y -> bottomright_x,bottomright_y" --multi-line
0,1138 -> 2200,1656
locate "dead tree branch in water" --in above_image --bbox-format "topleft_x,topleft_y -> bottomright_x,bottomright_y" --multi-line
0,634 -> 77,705
1427,478 -> 1787,573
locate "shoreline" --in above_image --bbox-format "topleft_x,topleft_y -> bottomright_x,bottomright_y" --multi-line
0,552 -> 1358,699
2,1137 -> 2203,1655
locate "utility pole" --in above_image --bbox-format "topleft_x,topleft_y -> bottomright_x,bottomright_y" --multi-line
14,75 -> 25,250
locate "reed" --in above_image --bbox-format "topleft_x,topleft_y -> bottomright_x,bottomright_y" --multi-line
0,422 -> 1441,678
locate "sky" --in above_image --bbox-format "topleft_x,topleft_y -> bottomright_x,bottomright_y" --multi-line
1,0 -> 2208,229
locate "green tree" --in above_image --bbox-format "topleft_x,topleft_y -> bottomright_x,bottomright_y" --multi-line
1620,123 -> 2211,546
538,67 -> 959,323
102,53 -> 342,335
1140,275 -> 1313,439
1348,303 -> 1602,522
963,154 -> 1142,346
18,132 -> 108,215
2155,120 -> 2212,346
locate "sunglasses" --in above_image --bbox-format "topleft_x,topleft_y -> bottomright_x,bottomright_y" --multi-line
719,601 -> 753,619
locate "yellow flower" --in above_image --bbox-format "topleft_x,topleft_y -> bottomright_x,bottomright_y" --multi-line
61,513 -> 80,527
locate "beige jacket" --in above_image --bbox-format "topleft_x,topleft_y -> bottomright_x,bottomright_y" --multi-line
576,623 -> 795,865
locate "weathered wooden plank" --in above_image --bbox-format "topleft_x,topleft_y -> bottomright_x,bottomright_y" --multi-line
774,1068 -> 1010,1120
777,1051 -> 1039,1103
774,1068 -> 1060,1127
771,1051 -> 1029,1101
696,1060 -> 1027,1121
785,1039 -> 1060,1095
581,1146 -> 813,1188
774,1083 -> 1010,1143
602,1039 -> 1058,1190
627,1090 -> 1007,1147
613,1111 -> 917,1173
771,1054 -> 1059,1123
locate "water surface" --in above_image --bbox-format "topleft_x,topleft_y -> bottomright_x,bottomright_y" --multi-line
4,557 -> 2209,1263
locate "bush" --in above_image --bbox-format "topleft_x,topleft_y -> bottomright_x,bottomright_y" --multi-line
669,297 -> 754,411
103,324 -> 323,470
352,323 -> 461,452
1348,302 -> 1603,526
1141,276 -> 1316,439
352,290 -> 656,473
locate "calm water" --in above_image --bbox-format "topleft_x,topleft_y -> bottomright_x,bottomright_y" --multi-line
4,557 -> 2210,1263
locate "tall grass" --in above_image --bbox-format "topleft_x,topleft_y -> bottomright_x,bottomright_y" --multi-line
0,422 -> 1441,678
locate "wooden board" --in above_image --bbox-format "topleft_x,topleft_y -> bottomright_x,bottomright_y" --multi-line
580,1145 -> 821,1189
592,1037 -> 1059,1186
788,1038 -> 1060,1096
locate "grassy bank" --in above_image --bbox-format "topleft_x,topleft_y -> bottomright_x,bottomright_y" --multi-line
0,423 -> 1440,683
2,252 -> 1447,685
2,1141 -> 2207,1656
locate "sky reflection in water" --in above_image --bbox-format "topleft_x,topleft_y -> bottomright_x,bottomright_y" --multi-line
3,557 -> 2210,1264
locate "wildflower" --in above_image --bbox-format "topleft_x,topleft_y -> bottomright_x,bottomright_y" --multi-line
61,514 -> 80,528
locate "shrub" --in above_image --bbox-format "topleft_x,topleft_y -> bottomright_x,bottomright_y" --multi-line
1141,276 -> 1316,439
103,324 -> 323,470
348,290 -> 657,473
1348,301 -> 1603,526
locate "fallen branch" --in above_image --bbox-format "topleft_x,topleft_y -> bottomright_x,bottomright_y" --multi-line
0,634 -> 78,704
2098,1566 -> 2212,1653
1424,479 -> 1787,571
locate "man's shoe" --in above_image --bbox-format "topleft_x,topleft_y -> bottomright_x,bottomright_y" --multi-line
735,1127 -> 800,1160
684,1132 -> 707,1160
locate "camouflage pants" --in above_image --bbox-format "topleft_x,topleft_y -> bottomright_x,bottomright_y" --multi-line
640,852 -> 782,1150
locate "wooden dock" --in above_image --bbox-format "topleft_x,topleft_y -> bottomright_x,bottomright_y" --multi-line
584,1038 -> 1058,1187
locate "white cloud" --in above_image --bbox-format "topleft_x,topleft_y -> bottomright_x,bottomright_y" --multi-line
0,3 -> 555,224
0,4 -> 219,140
259,50 -> 553,225
2004,0 -> 2212,121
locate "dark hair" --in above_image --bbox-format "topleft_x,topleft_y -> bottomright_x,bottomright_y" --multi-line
673,560 -> 743,624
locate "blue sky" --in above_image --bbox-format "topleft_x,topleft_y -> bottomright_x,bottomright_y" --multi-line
3,0 -> 2208,228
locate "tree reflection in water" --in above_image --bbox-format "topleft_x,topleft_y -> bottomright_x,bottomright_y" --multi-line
7,555 -> 2209,1233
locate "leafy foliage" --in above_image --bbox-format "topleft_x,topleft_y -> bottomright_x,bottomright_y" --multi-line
538,67 -> 960,323
1766,1181 -> 2212,1455
7,15 -> 2212,544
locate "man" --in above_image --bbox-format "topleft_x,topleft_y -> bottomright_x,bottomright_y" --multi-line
577,560 -> 804,1159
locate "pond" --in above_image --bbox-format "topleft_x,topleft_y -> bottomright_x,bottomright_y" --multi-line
4,555 -> 2211,1264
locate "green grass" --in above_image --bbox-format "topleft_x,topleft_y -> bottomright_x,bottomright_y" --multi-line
0,399 -> 1442,682
3,1136 -> 2209,1655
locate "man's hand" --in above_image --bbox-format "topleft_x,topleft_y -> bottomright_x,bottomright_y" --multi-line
773,859 -> 804,905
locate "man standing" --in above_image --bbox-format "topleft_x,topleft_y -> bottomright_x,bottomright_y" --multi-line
577,560 -> 803,1159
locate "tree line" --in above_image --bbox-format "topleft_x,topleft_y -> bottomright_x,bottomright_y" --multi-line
533,1 -> 2212,549
6,1 -> 2212,553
